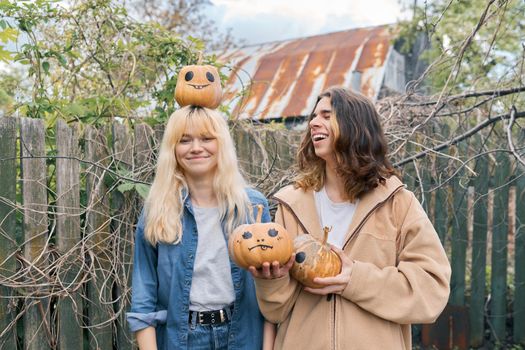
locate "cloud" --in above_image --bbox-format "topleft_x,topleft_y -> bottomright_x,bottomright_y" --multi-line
210,0 -> 410,44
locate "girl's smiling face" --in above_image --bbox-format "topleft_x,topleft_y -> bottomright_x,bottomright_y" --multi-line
175,126 -> 219,179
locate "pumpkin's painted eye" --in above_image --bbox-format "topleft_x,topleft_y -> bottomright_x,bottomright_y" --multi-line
242,232 -> 252,239
185,71 -> 194,81
295,252 -> 306,263
268,229 -> 278,237
206,72 -> 215,82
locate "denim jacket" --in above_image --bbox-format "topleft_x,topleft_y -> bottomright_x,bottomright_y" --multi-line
127,188 -> 271,349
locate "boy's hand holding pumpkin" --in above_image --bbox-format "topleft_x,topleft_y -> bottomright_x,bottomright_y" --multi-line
288,227 -> 342,288
303,246 -> 354,295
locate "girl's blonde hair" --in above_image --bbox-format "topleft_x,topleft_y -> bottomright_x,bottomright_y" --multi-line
144,106 -> 250,245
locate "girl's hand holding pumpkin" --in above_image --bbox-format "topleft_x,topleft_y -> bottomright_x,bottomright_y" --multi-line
249,253 -> 296,280
303,246 -> 354,295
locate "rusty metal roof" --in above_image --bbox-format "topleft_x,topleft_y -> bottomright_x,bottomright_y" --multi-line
217,25 -> 395,120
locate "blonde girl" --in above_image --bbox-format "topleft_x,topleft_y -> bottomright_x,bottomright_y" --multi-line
128,106 -> 275,349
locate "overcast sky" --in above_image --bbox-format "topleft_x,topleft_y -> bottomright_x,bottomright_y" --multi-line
209,0 -> 412,45
0,0 -> 411,71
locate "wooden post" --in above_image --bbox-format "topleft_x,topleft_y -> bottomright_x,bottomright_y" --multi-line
449,143 -> 468,306
274,129 -> 293,170
154,124 -> 165,151
402,141 -> 417,192
85,125 -> 113,350
515,165 -> 525,346
126,123 -> 156,348
0,117 -> 18,348
434,152 -> 449,246
55,119 -> 83,350
238,125 -> 252,178
433,123 -> 450,246
20,118 -> 50,350
112,122 -> 134,350
135,123 -> 156,184
468,155 -> 489,347
490,152 -> 510,343
419,156 -> 432,217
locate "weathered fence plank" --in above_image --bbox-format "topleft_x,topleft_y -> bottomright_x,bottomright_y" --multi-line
273,129 -> 296,171
112,122 -> 134,350
233,125 -> 258,179
0,117 -> 18,349
433,159 -> 449,245
419,158 -> 433,216
120,123 -> 157,348
402,142 -> 416,191
490,152 -> 510,343
55,119 -> 83,350
434,124 -> 450,246
449,144 -> 468,306
514,168 -> 525,345
20,118 -> 50,350
411,156 -> 434,344
85,125 -> 113,350
134,123 -> 156,183
469,155 -> 489,348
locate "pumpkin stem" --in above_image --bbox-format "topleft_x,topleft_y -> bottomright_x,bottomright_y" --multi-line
322,226 -> 332,245
197,51 -> 203,65
255,204 -> 264,223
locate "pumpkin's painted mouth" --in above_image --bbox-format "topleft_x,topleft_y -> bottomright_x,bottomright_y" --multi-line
188,84 -> 210,90
248,244 -> 273,251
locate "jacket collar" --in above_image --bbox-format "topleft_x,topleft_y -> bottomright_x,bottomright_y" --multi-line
182,188 -> 194,214
273,176 -> 405,242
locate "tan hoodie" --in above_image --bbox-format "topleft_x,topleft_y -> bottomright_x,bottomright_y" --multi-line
254,176 -> 451,350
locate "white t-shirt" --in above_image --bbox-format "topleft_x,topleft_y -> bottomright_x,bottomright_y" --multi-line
314,186 -> 358,248
189,206 -> 235,311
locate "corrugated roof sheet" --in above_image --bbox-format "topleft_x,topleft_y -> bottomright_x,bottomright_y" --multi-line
217,25 -> 395,120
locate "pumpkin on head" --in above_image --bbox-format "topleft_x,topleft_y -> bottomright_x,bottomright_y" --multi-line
228,205 -> 293,269
290,227 -> 342,288
175,63 -> 222,109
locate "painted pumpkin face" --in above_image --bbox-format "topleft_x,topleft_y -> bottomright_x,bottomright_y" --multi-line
290,227 -> 342,288
228,205 -> 293,269
175,65 -> 222,109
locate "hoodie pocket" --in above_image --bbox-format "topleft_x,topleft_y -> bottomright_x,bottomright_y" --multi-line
351,231 -> 397,267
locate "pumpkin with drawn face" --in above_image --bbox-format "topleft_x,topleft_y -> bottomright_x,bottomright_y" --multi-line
175,64 -> 222,109
228,205 -> 293,269
290,227 -> 342,288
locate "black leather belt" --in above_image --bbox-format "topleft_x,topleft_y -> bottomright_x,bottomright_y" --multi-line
189,305 -> 233,325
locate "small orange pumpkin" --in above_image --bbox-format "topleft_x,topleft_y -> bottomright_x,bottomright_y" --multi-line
290,227 -> 342,288
228,204 -> 293,269
174,63 -> 222,109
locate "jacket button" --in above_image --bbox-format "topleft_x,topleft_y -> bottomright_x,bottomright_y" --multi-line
234,283 -> 240,288
189,254 -> 194,259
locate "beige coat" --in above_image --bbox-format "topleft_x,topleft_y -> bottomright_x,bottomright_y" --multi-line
254,176 -> 451,350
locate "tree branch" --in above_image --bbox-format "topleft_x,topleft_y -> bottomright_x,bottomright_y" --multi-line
394,109 -> 525,167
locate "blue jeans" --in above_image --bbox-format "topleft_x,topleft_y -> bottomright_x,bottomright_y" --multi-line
188,320 -> 230,349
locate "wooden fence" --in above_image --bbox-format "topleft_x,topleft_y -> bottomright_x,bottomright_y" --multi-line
0,117 -> 153,350
404,143 -> 525,349
0,116 -> 524,349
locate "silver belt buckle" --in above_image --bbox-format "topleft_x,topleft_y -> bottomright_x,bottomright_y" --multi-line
198,312 -> 204,324
220,309 -> 225,322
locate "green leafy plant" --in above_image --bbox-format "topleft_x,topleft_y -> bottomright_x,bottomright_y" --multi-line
0,0 -> 216,126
